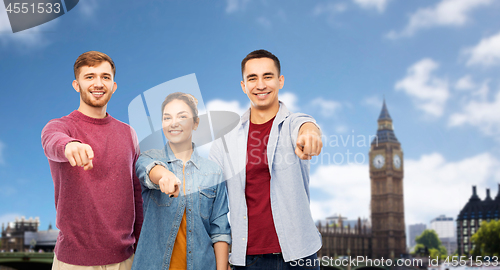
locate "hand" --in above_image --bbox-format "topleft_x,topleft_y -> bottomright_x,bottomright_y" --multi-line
153,166 -> 181,197
64,141 -> 94,170
295,130 -> 322,160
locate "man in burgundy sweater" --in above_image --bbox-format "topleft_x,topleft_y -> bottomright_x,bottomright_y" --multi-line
41,51 -> 143,269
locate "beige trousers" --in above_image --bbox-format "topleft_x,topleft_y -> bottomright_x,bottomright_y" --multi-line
52,254 -> 134,270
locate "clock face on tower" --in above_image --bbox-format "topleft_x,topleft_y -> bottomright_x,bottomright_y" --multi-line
393,154 -> 401,169
373,154 -> 385,169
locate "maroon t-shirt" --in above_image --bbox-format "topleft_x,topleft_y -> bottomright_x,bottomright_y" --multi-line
245,116 -> 282,255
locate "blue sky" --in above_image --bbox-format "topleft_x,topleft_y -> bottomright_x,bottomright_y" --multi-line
1,0 -> 500,245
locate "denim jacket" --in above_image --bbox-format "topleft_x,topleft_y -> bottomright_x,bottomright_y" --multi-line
131,143 -> 231,270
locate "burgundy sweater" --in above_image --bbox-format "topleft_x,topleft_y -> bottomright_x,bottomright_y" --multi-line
41,110 -> 143,266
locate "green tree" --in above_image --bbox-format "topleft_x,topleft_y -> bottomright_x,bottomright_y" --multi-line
412,243 -> 433,256
416,229 -> 441,249
471,220 -> 500,257
429,246 -> 448,260
414,230 -> 448,260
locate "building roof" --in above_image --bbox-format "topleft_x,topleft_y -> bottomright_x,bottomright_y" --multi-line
431,215 -> 453,223
378,99 -> 392,121
457,185 -> 500,221
372,100 -> 399,145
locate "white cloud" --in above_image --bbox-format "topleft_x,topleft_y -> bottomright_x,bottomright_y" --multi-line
310,163 -> 371,221
352,0 -> 390,12
225,0 -> 251,14
471,80 -> 490,101
455,75 -> 476,91
449,89 -> 500,137
313,2 -> 347,16
395,58 -> 449,117
310,152 -> 500,225
312,2 -> 347,25
206,99 -> 248,116
0,140 -> 4,164
0,213 -> 23,228
205,93 -> 298,116
256,17 -> 271,28
386,0 -> 493,39
464,31 -> 500,67
279,92 -> 299,112
0,4 -> 52,48
335,125 -> 349,134
311,98 -> 342,117
404,152 -> 500,225
77,0 -> 99,17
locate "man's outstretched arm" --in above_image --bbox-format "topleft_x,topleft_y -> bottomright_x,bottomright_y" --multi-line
295,122 -> 322,160
42,119 -> 94,170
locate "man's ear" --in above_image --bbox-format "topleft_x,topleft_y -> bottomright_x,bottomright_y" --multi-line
279,75 -> 285,89
241,81 -> 247,94
112,82 -> 117,93
72,80 -> 80,92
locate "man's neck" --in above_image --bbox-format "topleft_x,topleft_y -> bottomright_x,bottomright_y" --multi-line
249,103 -> 279,124
78,104 -> 107,119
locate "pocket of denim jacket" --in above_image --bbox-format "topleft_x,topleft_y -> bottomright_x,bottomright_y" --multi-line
199,186 -> 216,220
150,189 -> 173,207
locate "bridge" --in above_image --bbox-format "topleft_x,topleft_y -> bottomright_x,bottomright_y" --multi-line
0,252 -> 53,270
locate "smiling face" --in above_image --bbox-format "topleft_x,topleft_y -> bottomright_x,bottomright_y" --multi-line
73,61 -> 117,109
162,99 -> 199,147
241,57 -> 284,113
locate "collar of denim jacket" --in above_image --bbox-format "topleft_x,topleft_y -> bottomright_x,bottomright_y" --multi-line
163,142 -> 201,169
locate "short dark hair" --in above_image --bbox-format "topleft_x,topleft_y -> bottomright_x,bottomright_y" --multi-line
161,92 -> 199,124
241,49 -> 281,78
74,51 -> 116,79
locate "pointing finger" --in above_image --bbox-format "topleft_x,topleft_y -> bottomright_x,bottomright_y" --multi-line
80,149 -> 90,167
84,160 -> 93,171
85,145 -> 94,161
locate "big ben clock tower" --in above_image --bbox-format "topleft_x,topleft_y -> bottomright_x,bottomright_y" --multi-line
369,100 -> 406,258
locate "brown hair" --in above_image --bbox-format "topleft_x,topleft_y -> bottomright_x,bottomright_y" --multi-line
74,51 -> 116,79
161,92 -> 199,124
241,49 -> 281,78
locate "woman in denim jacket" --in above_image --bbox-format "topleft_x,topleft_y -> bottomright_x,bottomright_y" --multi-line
132,92 -> 231,270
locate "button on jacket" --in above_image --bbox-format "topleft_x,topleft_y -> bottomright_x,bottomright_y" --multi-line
209,102 -> 322,266
132,143 -> 231,270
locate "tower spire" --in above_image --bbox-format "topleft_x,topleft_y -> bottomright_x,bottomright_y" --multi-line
372,99 -> 399,144
378,99 -> 392,121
